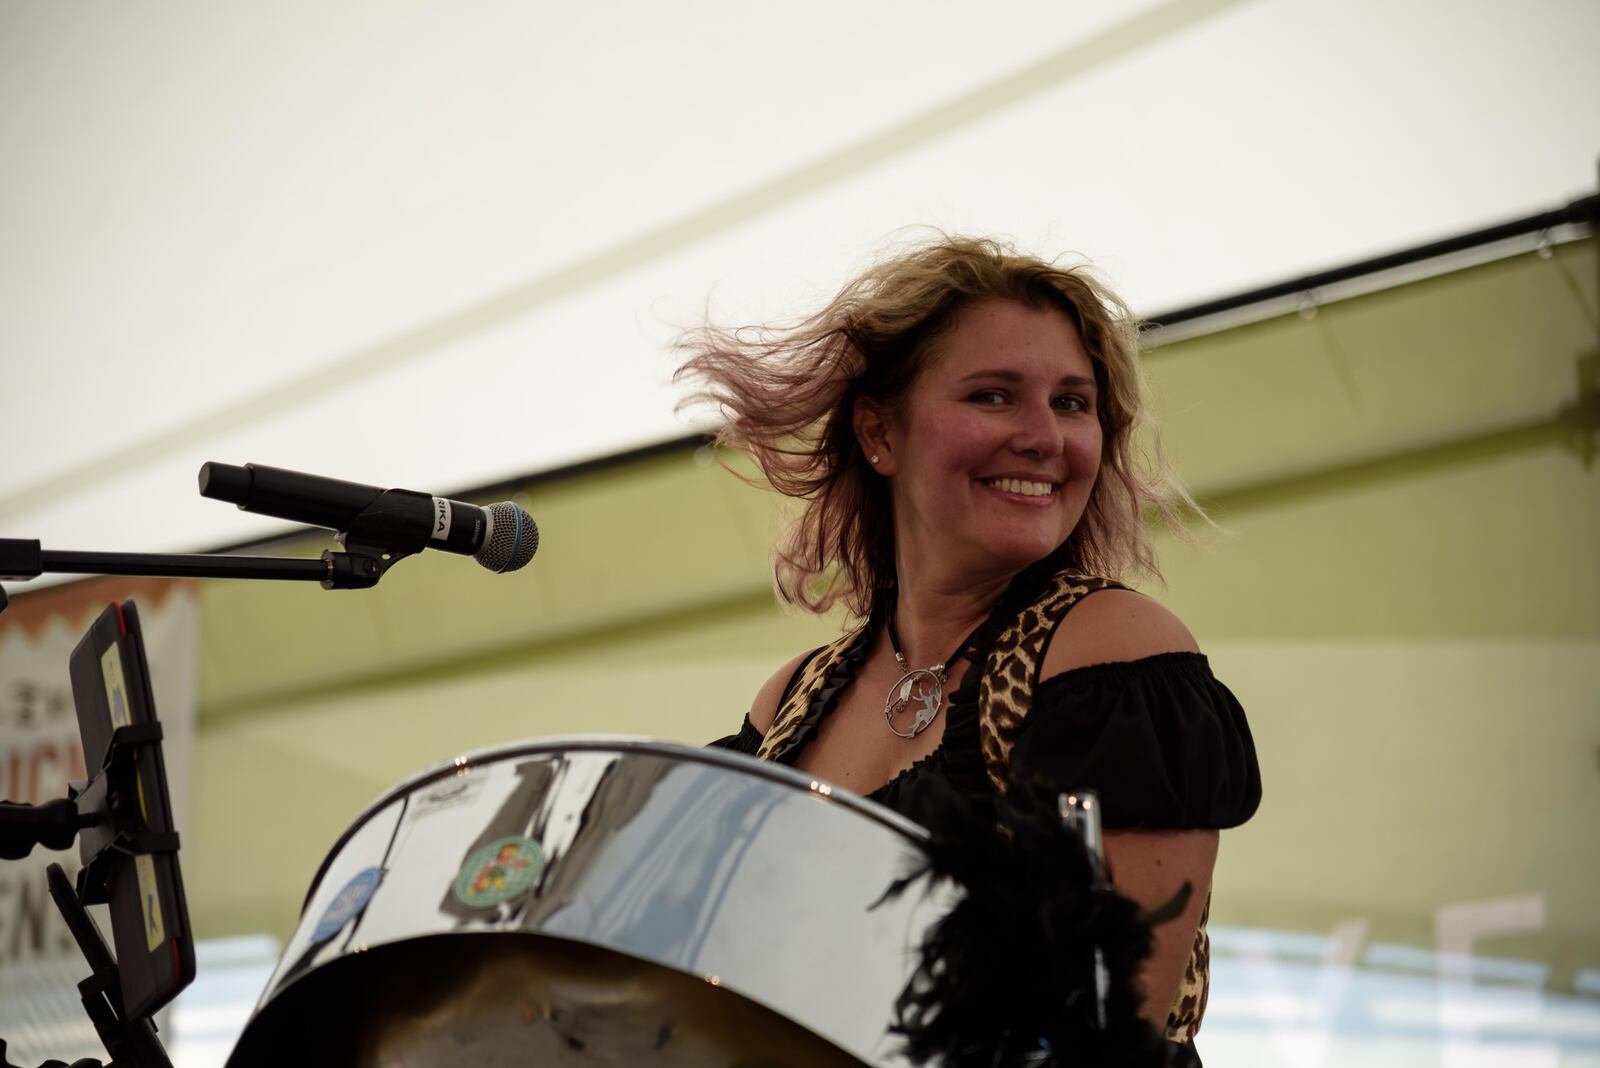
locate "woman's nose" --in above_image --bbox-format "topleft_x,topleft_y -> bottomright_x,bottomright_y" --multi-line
1010,399 -> 1064,457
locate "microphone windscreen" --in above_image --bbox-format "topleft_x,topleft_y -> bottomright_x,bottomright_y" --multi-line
475,502 -> 539,573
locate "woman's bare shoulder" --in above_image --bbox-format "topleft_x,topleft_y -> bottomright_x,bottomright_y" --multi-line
748,649 -> 817,735
1041,588 -> 1199,678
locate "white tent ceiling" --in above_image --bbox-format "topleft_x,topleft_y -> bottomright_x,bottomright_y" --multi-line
2,0 -> 1597,575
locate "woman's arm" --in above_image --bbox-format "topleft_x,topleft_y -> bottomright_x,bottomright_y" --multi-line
1102,828 -> 1217,1025
1039,589 -> 1214,1028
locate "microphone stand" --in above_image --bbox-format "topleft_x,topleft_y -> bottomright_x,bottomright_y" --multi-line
2,543 -> 332,583
0,525 -> 422,615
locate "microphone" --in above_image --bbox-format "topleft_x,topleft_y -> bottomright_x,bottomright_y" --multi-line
198,462 -> 538,573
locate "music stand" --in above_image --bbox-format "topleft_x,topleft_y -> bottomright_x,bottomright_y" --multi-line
0,600 -> 193,1067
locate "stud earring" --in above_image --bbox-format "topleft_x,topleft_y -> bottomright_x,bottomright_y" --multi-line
869,454 -> 880,464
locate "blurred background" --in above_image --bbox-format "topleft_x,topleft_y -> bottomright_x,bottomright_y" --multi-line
1,1 -> 1596,1064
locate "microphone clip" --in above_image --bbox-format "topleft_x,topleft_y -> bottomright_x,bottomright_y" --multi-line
320,546 -> 405,590
320,488 -> 434,589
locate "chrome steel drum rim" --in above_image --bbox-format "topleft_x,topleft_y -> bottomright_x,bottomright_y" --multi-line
300,736 -> 929,911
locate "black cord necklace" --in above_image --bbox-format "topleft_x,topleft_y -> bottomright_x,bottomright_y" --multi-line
883,619 -> 972,739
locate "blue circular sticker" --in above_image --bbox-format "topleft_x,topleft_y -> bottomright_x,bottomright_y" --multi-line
312,867 -> 383,943
452,836 -> 543,909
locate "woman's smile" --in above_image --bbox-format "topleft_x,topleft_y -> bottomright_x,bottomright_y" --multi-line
978,475 -> 1060,503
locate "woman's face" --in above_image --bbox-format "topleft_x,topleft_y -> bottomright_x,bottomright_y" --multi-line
868,298 -> 1104,583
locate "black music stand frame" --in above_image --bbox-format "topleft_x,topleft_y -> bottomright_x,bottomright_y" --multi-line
0,722 -> 178,1068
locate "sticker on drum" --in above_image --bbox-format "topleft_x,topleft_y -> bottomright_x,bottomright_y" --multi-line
452,835 -> 543,909
311,866 -> 383,944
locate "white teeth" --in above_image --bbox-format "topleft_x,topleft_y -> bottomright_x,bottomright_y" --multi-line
986,478 -> 1054,497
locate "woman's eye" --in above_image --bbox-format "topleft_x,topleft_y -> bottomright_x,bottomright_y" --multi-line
1054,394 -> 1090,413
969,389 -> 1007,405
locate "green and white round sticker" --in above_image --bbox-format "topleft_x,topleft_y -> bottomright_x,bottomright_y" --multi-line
452,835 -> 544,908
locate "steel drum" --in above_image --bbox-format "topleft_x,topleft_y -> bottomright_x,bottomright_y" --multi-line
226,738 -> 947,1067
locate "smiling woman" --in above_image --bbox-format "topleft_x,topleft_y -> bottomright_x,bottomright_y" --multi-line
676,236 -> 1261,1064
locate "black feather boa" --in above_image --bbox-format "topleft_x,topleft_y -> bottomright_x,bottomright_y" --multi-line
877,774 -> 1190,1067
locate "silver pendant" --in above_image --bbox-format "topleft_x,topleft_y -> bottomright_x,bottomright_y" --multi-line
884,667 -> 944,739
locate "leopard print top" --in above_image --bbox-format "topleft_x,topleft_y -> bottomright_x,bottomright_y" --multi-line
755,567 -> 1211,1043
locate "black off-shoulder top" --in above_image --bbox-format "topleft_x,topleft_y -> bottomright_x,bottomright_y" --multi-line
711,644 -> 1260,830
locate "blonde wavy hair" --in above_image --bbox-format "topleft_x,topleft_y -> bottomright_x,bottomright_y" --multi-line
675,235 -> 1190,619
